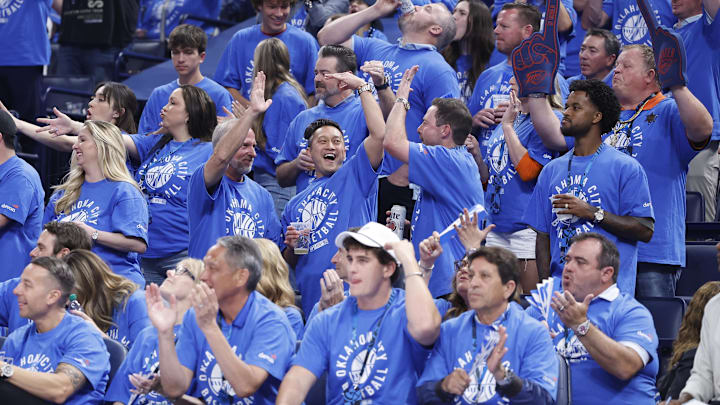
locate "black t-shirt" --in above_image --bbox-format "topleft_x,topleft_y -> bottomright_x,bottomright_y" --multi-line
59,0 -> 139,48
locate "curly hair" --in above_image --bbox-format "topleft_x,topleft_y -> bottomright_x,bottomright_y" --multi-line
668,281 -> 720,372
568,79 -> 621,134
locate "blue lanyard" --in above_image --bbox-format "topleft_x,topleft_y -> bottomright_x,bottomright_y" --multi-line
565,143 -> 605,193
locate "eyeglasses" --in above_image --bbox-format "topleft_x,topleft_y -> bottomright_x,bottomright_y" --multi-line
454,258 -> 469,272
175,266 -> 195,281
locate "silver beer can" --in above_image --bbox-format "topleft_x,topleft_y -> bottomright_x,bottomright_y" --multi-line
400,0 -> 416,14
390,204 -> 407,239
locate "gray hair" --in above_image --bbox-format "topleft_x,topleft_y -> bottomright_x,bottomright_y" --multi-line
211,118 -> 238,148
216,236 -> 263,291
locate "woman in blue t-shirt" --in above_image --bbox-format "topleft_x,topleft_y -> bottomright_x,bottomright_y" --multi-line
63,249 -> 151,350
255,238 -> 305,339
441,0 -> 495,104
250,38 -> 308,217
43,120 -> 149,285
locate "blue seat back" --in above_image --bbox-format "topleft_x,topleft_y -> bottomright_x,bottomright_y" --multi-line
677,244 -> 720,296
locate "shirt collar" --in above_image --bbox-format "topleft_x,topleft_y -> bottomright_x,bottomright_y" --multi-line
674,13 -> 703,29
594,284 -> 620,302
398,38 -> 437,51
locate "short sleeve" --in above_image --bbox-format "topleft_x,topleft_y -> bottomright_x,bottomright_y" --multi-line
284,306 -> 305,340
215,88 -> 234,114
214,33 -> 242,88
618,161 -> 654,219
242,312 -> 297,380
408,144 -> 472,200
611,303 -> 659,357
347,143 -> 380,196
43,192 -> 61,224
275,118 -> 303,165
129,133 -> 163,163
416,325 -> 452,386
518,322 -> 559,400
137,90 -> 163,135
110,189 -> 149,243
59,327 -> 110,390
0,176 -> 34,225
522,168 -> 552,234
293,313 -> 329,378
665,101 -> 701,166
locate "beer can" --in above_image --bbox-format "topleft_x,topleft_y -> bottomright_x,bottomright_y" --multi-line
389,205 -> 407,238
400,0 -> 416,15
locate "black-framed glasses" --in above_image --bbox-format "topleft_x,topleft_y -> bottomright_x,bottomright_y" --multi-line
175,266 -> 195,281
454,258 -> 469,272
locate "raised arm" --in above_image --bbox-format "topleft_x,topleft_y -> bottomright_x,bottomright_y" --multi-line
317,0 -> 399,45
326,71 -> 385,169
672,86 -> 713,143
204,72 -> 272,191
525,97 -> 567,151
581,0 -> 609,29
383,66 -> 418,164
387,240 -> 441,346
360,61 -> 397,119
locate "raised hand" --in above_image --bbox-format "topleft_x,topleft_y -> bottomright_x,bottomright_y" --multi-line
360,60 -> 389,89
296,148 -> 315,171
146,283 -> 177,334
454,208 -> 495,251
36,107 -> 79,136
325,71 -> 366,91
396,65 -> 419,100
635,0 -> 687,90
511,0 -> 560,97
191,282 -> 220,332
464,134 -> 480,157
248,71 -> 273,116
551,290 -> 592,330
486,326 -> 509,380
319,269 -> 345,311
500,90 -> 521,127
419,231 -> 443,266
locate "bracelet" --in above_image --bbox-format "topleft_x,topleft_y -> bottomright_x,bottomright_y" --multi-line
395,97 -> 410,111
357,82 -> 373,95
418,262 -> 434,273
374,80 -> 390,90
405,272 -> 424,280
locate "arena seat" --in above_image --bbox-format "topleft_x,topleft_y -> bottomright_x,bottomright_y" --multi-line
306,372 -> 326,405
556,352 -> 571,405
103,337 -> 127,386
676,244 -> 720,296
686,191 -> 705,222
638,297 -> 686,375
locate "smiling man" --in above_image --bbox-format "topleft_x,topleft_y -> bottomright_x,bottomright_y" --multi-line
214,0 -> 318,105
277,222 -> 441,404
281,70 -> 385,315
138,24 -> 232,135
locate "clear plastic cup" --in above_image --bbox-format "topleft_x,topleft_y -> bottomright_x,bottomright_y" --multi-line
291,221 -> 311,255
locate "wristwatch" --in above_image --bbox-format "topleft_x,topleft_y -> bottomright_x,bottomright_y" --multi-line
593,208 -> 605,224
496,367 -> 514,387
574,319 -> 592,337
374,79 -> 390,90
395,97 -> 410,111
357,82 -> 373,95
91,230 -> 99,242
1,363 -> 14,379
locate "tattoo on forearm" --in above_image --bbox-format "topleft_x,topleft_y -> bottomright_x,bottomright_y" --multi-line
56,363 -> 87,390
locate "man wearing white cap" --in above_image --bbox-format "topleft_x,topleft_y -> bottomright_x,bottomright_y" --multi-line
276,221 -> 442,404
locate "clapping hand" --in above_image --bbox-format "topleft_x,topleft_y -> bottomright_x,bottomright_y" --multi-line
395,66 -> 418,100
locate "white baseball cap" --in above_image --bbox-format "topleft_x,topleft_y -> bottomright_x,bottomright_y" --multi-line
334,222 -> 400,262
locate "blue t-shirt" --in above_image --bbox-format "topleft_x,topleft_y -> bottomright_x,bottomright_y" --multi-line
602,0 -> 675,47
0,277 -> 30,334
275,94 -> 369,192
105,324 -> 183,404
409,143 -> 485,297
137,0 -> 222,39
564,13 -> 585,79
137,78 -> 233,135
132,134 -> 214,258
283,305 -> 304,341
483,112 -> 558,234
353,37 -> 460,174
282,144 -> 379,315
255,82 -> 307,177
491,0 -> 577,75
294,288 -> 432,403
214,24 -> 318,99
106,289 -> 151,350
677,13 -> 720,140
177,291 -> 296,404
289,5 -> 307,29
567,70 -> 614,87
522,146 -> 654,295
0,0 -> 51,66
187,166 -> 283,259
0,155 -> 44,281
43,180 -> 149,286
418,303 -> 558,404
526,283 -> 659,404
601,95 -> 700,266
3,313 -> 110,405
456,54 -> 474,104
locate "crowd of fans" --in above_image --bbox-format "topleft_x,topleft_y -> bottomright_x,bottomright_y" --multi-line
0,0 -> 719,403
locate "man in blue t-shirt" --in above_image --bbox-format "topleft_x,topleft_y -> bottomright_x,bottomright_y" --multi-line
0,110 -> 44,282
136,0 -> 222,40
138,24 -> 232,135
281,70 -> 386,315
674,0 -> 720,222
566,28 -> 619,87
1,221 -> 91,335
214,0 -> 318,105
581,0 -> 675,47
276,45 -> 375,193
0,257 -> 109,404
318,0 -> 460,224
276,222 -> 442,404
187,73 -> 282,259
417,246 -> 557,404
523,79 -> 655,295
149,236 -> 296,404
384,67 -> 484,298
609,44 -> 712,297
468,3 -> 569,149
526,233 -> 659,404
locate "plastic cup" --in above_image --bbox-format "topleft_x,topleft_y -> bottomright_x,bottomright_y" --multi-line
291,221 -> 311,255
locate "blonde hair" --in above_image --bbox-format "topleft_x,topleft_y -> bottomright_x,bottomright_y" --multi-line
254,238 -> 300,311
63,249 -> 138,332
176,257 -> 204,284
251,38 -> 308,150
53,120 -> 140,215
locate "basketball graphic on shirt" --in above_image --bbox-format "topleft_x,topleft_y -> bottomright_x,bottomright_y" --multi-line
0,0 -> 13,9
208,363 -> 237,398
462,366 -> 497,404
145,161 -> 176,190
232,211 -> 258,237
60,210 -> 89,223
489,142 -> 509,173
300,197 -> 328,231
619,12 -> 648,44
349,348 -> 378,385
